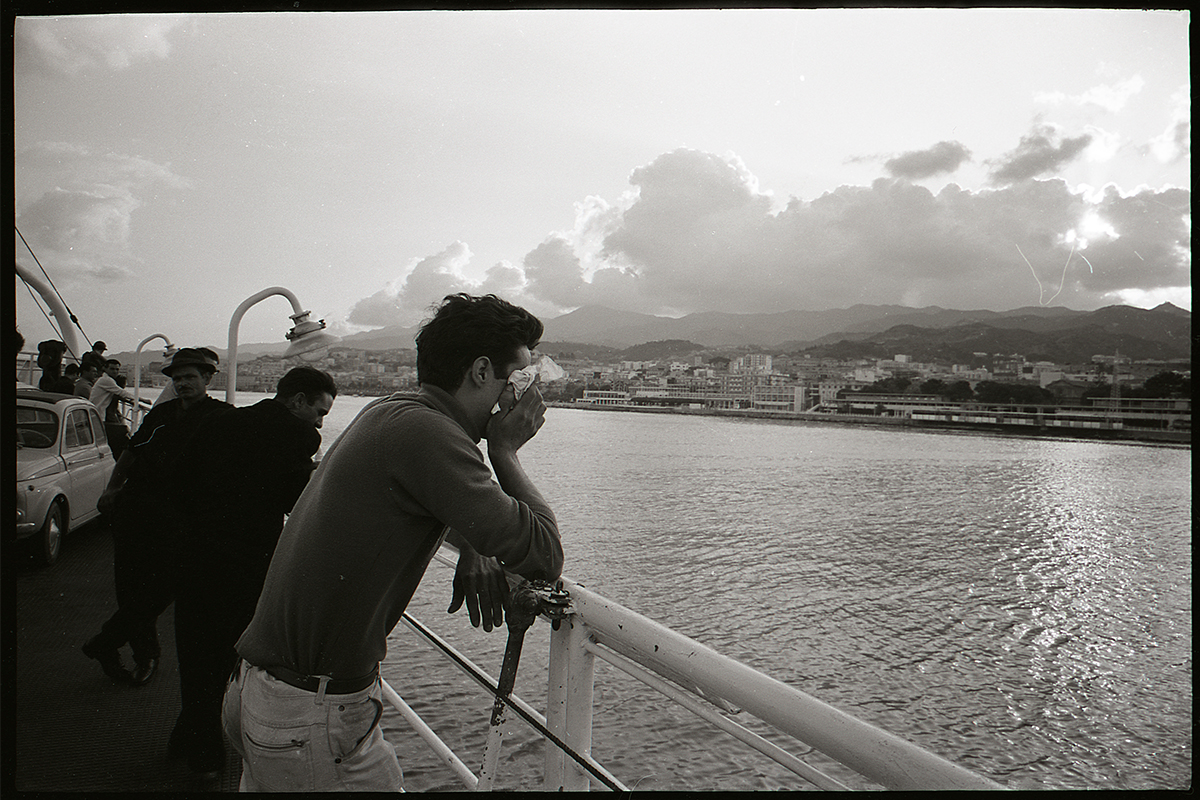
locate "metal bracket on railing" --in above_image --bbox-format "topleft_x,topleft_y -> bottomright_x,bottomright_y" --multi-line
477,582 -> 543,790
526,579 -> 572,629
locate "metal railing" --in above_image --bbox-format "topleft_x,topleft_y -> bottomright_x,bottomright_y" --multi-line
380,546 -> 1008,792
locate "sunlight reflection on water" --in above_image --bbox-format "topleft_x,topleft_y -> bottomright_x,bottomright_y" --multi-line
297,398 -> 1191,791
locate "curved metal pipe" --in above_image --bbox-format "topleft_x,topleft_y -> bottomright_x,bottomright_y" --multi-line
15,261 -> 79,360
226,287 -> 306,405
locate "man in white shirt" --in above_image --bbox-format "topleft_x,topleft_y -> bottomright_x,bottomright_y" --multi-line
90,359 -> 136,459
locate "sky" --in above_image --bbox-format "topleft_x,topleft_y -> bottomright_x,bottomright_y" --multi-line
12,8 -> 1192,354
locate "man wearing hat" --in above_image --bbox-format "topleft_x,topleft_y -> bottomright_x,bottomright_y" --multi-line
81,340 -> 108,373
83,348 -> 233,687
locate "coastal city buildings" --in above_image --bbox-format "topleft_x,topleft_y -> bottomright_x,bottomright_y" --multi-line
110,344 -> 1187,436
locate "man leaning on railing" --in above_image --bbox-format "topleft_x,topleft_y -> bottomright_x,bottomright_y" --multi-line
223,293 -> 564,792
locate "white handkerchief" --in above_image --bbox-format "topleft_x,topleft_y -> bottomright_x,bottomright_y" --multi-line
492,355 -> 566,413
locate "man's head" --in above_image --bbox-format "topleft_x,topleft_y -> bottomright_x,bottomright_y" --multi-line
162,348 -> 218,405
274,367 -> 337,429
65,364 -> 80,380
92,341 -> 106,354
80,363 -> 100,381
104,359 -> 122,379
416,294 -> 543,393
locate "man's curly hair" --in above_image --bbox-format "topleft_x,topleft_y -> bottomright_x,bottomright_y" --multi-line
415,294 -> 543,392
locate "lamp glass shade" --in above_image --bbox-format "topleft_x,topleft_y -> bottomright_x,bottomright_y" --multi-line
283,329 -> 341,359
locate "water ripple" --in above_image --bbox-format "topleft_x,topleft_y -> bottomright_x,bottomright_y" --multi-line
359,407 -> 1192,791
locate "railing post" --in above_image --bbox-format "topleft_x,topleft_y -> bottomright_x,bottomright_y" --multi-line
545,621 -> 569,789
563,617 -> 595,791
544,616 -> 595,791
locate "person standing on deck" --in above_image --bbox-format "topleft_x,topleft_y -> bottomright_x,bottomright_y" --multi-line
170,366 -> 337,779
153,347 -> 220,408
74,362 -> 100,399
83,348 -> 232,686
90,358 -> 137,459
36,340 -> 74,393
80,340 -> 108,374
223,293 -> 563,792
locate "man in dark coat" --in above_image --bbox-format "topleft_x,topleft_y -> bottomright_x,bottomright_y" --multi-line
169,366 -> 337,778
83,348 -> 231,686
36,340 -> 74,393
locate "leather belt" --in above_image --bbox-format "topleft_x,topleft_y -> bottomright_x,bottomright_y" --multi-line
262,663 -> 379,695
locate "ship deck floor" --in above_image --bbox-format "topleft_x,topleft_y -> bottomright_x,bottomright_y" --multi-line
7,519 -> 241,793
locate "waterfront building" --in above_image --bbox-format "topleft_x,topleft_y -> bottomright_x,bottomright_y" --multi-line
581,389 -> 631,406
750,384 -> 801,412
817,378 -> 867,407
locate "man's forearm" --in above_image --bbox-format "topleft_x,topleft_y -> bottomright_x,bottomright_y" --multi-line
488,448 -> 551,512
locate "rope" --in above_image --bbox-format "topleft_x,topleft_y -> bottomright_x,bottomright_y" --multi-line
15,226 -> 90,345
18,277 -> 66,342
400,613 -> 626,792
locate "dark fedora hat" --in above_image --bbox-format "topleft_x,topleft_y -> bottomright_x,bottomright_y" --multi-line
162,348 -> 220,376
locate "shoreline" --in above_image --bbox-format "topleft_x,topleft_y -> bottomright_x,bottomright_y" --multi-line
547,401 -> 1191,448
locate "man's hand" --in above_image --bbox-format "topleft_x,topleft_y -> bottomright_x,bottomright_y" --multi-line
448,547 -> 509,632
97,487 -> 120,515
486,381 -> 546,453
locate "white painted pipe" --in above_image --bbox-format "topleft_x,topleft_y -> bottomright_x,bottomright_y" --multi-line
15,261 -> 79,361
584,639 -> 851,790
561,577 -> 1006,791
380,678 -> 478,790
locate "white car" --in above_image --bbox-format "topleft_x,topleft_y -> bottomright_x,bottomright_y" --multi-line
15,390 -> 116,565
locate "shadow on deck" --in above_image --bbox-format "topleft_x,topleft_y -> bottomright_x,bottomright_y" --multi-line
6,519 -> 240,793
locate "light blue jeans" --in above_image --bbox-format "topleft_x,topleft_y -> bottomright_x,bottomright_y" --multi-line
222,660 -> 404,792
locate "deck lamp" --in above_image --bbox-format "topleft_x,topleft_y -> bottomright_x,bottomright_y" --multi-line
132,334 -> 176,428
283,310 -> 341,362
226,287 -> 341,405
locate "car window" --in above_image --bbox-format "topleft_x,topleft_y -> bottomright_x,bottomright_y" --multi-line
89,409 -> 109,446
64,413 -> 79,447
16,406 -> 58,449
67,409 -> 95,448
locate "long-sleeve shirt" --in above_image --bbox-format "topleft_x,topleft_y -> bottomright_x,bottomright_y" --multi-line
237,384 -> 563,680
89,374 -> 136,423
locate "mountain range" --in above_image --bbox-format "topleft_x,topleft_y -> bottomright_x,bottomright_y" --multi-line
215,301 -> 1190,365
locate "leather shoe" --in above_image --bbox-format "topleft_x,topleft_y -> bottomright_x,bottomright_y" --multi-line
82,636 -> 133,683
130,657 -> 158,686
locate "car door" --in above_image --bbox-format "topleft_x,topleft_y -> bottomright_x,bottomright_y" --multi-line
62,407 -> 108,528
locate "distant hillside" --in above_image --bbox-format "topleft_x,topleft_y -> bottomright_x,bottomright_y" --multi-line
801,310 -> 1191,363
618,340 -> 705,361
540,302 -> 1190,357
216,301 -> 1189,363
537,342 -> 621,361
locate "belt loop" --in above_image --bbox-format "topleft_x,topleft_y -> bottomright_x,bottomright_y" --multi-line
315,674 -> 332,705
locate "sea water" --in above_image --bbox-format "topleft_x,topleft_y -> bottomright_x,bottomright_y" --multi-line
238,392 -> 1193,791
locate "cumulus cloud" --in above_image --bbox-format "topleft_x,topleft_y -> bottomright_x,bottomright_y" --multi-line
987,123 -> 1092,185
347,242 -> 477,328
15,143 -> 193,283
15,16 -> 187,76
1147,86 -> 1191,164
539,148 -> 1188,314
348,144 -> 1190,327
884,141 -> 973,180
1035,76 -> 1145,113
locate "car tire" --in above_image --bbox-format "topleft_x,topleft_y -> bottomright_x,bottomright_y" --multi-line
36,501 -> 66,567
